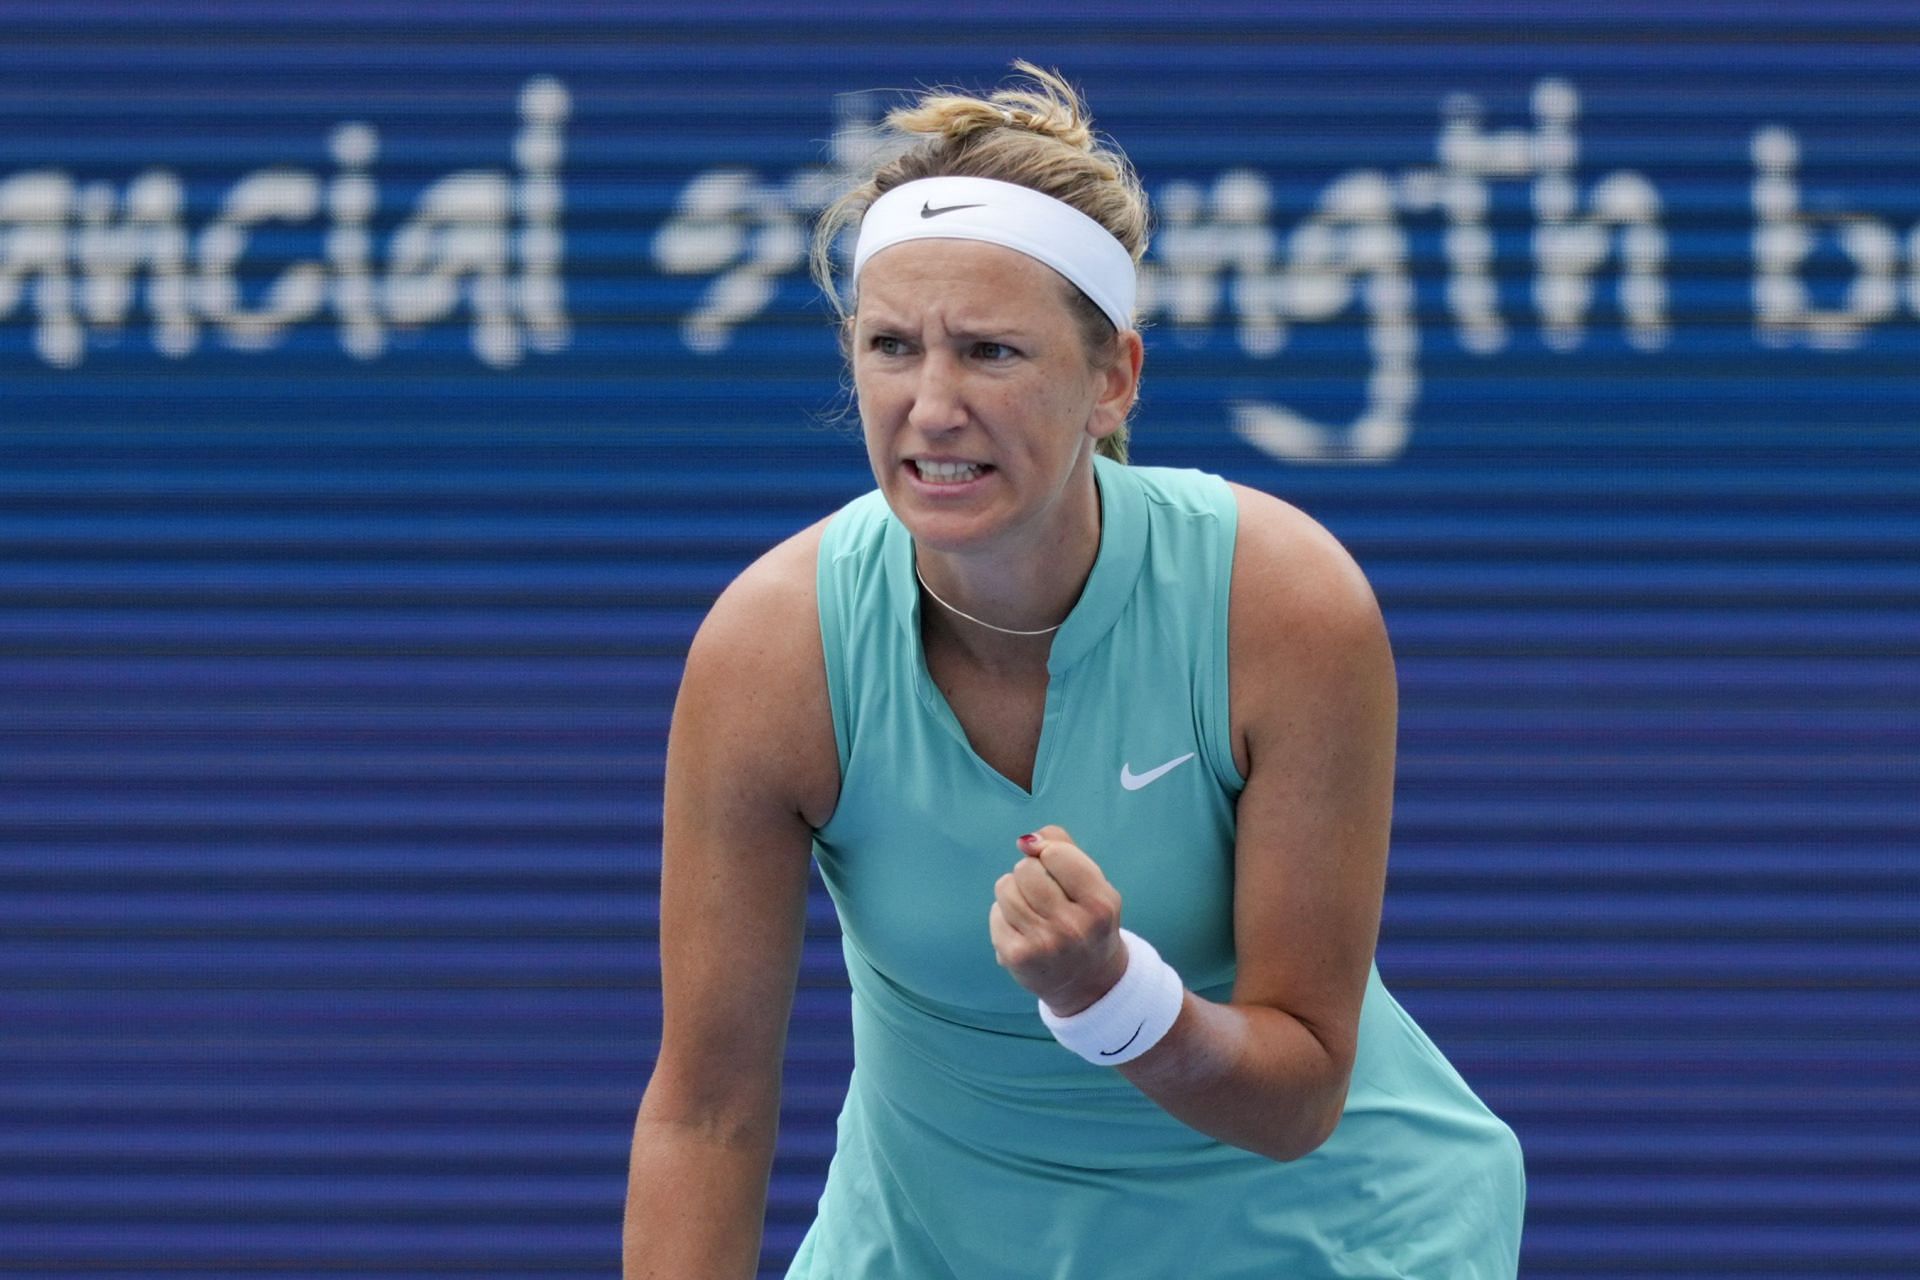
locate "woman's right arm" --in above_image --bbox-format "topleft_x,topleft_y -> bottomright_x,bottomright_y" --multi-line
624,522 -> 839,1280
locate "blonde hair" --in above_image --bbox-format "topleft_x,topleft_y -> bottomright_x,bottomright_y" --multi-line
812,62 -> 1150,462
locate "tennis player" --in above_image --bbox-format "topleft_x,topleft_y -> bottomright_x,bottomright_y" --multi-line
626,63 -> 1526,1278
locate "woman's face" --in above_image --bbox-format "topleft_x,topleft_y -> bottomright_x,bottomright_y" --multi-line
851,238 -> 1137,556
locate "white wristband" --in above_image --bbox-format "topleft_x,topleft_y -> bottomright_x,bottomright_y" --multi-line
1037,928 -> 1185,1066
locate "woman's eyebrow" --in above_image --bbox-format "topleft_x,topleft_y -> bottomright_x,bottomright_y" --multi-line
949,324 -> 1035,342
856,314 -> 1036,342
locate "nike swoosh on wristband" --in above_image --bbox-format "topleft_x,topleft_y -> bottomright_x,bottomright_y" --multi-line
1099,1021 -> 1146,1057
1119,752 -> 1197,791
920,201 -> 987,218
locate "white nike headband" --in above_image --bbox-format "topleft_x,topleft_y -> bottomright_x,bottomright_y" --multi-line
850,176 -> 1137,333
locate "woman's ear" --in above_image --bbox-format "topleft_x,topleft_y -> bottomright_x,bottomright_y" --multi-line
1088,328 -> 1144,441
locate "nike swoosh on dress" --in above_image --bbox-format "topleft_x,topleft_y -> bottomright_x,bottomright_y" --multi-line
1119,752 -> 1197,791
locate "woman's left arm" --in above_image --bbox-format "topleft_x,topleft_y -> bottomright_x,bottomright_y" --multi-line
989,485 -> 1397,1162
1117,484 -> 1396,1162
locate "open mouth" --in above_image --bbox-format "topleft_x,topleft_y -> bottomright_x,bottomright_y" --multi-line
908,459 -> 993,486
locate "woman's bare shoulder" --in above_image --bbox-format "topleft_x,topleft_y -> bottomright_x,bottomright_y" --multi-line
1222,482 -> 1395,775
700,516 -> 831,643
679,516 -> 840,829
1224,481 -> 1384,641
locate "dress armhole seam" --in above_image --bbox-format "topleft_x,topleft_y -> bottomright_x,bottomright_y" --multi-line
815,520 -> 854,784
1203,479 -> 1246,795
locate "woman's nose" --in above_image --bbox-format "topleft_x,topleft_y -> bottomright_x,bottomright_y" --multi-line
906,351 -> 967,434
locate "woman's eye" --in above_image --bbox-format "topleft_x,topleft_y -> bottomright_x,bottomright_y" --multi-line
870,335 -> 907,356
973,342 -> 1015,361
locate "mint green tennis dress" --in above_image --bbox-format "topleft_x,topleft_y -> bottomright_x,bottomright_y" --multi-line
788,456 -> 1525,1278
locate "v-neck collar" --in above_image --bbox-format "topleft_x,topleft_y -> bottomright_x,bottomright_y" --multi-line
879,457 -> 1148,798
882,454 -> 1148,678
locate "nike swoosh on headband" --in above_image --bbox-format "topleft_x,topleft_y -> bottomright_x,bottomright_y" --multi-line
854,177 -> 1138,332
1119,753 -> 1197,791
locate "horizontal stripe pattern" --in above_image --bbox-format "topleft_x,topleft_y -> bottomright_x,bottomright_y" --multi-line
1,7 -> 1916,1278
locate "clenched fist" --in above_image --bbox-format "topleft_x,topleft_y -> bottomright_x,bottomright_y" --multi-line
988,824 -> 1131,1017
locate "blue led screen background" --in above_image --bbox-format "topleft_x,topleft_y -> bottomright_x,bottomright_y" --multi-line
2,3 -> 1917,1275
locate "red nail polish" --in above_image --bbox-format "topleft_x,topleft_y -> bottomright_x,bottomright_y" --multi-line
1019,832 -> 1039,848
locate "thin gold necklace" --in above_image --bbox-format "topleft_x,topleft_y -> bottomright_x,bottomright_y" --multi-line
914,563 -> 1064,637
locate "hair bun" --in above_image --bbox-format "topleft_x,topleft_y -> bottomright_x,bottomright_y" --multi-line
889,60 -> 1097,153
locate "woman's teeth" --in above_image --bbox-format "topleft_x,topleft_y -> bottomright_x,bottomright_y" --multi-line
913,460 -> 984,483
